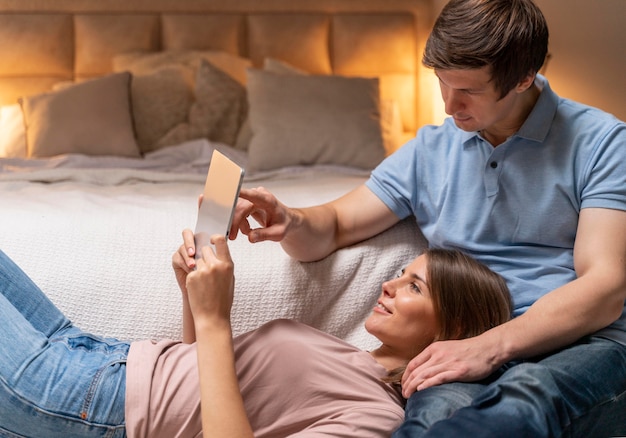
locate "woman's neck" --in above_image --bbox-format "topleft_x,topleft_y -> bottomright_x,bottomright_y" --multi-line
368,346 -> 413,372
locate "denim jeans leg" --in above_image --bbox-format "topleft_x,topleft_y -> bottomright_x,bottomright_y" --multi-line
397,336 -> 626,438
0,250 -> 128,437
541,336 -> 626,438
0,249 -> 71,336
392,381 -> 487,437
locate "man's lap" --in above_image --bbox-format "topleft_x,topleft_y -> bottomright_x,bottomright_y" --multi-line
394,336 -> 626,437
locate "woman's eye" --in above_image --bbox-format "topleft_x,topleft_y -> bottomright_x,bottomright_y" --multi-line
409,283 -> 422,294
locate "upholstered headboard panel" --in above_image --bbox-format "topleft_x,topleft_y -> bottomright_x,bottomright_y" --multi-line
0,0 -> 435,131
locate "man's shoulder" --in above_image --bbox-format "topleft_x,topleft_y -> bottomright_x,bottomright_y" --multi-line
556,96 -> 624,129
538,95 -> 625,153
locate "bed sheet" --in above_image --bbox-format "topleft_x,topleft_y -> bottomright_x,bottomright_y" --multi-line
0,140 -> 426,350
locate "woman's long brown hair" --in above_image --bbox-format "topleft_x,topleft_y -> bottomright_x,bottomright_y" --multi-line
385,248 -> 512,385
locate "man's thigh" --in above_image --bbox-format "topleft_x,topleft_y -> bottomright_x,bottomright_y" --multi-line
392,381 -> 488,437
537,336 -> 626,437
394,337 -> 626,437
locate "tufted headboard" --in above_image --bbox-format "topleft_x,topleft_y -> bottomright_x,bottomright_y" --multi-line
0,0 -> 436,135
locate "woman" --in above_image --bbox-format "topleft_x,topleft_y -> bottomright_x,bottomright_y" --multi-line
0,234 -> 511,437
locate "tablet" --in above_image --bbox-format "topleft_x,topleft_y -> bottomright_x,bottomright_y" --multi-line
194,150 -> 245,258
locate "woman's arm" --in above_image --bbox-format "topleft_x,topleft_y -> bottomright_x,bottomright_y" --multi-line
186,236 -> 254,438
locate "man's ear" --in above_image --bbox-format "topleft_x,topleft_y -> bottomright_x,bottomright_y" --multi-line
516,72 -> 537,93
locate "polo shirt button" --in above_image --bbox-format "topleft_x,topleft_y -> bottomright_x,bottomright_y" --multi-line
490,161 -> 498,169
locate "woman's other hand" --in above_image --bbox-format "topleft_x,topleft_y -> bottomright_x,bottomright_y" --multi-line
172,228 -> 197,296
186,235 -> 235,327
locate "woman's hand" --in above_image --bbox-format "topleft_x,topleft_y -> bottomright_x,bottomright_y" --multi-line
229,187 -> 293,243
172,228 -> 197,296
185,234 -> 235,328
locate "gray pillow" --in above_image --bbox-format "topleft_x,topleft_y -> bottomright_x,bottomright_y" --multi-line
246,69 -> 385,171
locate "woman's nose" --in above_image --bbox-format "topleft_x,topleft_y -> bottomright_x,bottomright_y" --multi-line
381,280 -> 396,297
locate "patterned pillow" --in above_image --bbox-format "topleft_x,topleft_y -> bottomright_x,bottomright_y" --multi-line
156,59 -> 247,147
113,50 -> 250,85
130,65 -> 193,153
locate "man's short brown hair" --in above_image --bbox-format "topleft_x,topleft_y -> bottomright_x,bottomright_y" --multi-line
423,0 -> 549,98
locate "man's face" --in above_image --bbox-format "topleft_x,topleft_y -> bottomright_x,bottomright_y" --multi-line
436,67 -> 524,135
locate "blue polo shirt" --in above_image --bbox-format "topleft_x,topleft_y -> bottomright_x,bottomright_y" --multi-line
366,76 -> 626,344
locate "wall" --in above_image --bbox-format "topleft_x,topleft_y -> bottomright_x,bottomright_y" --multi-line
429,0 -> 626,123
536,0 -> 625,121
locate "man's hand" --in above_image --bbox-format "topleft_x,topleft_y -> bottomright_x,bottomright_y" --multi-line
229,187 -> 293,243
401,334 -> 503,398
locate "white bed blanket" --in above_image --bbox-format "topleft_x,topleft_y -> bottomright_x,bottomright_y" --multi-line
0,141 -> 426,350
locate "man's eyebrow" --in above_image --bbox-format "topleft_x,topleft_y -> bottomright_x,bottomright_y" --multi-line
434,72 -> 484,92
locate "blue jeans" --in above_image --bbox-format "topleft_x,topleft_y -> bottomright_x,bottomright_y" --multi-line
0,250 -> 128,437
393,336 -> 626,437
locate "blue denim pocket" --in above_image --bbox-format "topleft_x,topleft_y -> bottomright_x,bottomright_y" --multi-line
1,331 -> 129,436
82,358 -> 127,425
53,333 -> 129,424
62,331 -> 129,354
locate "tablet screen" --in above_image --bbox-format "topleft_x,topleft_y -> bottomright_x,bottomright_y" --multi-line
194,150 -> 245,258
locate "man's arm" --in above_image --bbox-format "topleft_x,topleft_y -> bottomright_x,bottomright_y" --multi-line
232,184 -> 400,262
401,207 -> 626,396
505,207 -> 626,353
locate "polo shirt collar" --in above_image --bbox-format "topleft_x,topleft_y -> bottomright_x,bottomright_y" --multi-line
515,74 -> 558,143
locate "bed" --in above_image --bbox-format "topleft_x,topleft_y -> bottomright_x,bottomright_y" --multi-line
0,0 -> 433,352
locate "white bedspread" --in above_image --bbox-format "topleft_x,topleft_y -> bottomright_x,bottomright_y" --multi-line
0,140 -> 426,350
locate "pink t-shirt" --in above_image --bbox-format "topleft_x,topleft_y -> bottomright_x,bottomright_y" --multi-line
126,319 -> 404,437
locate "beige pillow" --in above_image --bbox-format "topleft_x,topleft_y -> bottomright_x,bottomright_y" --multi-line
48,73 -> 190,154
0,104 -> 27,158
19,72 -> 140,158
246,69 -> 385,171
156,59 -> 247,147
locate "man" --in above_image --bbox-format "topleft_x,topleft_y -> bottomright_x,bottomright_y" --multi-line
228,0 -> 626,435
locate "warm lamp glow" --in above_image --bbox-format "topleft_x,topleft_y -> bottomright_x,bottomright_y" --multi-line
0,88 -> 17,107
427,69 -> 447,126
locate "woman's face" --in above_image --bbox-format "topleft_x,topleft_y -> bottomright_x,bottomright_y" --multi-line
365,254 -> 440,359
